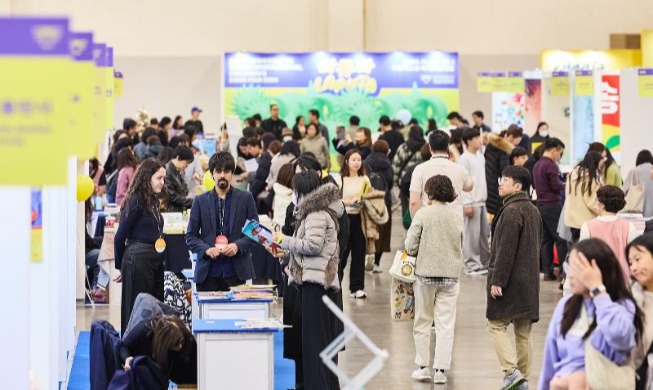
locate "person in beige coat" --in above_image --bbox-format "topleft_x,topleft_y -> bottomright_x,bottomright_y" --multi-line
300,123 -> 331,170
564,151 -> 603,241
404,175 -> 464,385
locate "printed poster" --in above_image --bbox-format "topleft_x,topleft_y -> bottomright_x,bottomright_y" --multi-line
601,74 -> 621,153
638,69 -> 653,97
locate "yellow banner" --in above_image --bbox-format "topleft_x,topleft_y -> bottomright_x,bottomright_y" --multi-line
114,71 -> 124,97
574,70 -> 594,96
638,69 -> 653,97
477,72 -> 492,93
551,71 -> 570,96
492,72 -> 507,92
506,72 -> 524,93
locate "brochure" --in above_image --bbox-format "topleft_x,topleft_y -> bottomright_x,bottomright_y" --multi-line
241,219 -> 280,251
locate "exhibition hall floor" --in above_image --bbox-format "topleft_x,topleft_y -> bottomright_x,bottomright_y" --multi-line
76,212 -> 561,389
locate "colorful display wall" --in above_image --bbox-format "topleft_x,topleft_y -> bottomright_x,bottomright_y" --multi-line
223,52 -> 460,132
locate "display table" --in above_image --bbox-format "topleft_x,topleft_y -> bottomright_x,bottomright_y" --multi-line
194,319 -> 276,390
195,293 -> 272,320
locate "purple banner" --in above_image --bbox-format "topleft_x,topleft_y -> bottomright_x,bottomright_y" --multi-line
114,71 -> 123,78
576,70 -> 593,77
552,71 -> 569,77
491,72 -> 506,77
69,32 -> 93,61
224,51 -> 459,92
508,72 -> 523,77
638,69 -> 653,76
0,17 -> 69,56
93,43 -> 107,67
478,72 -> 491,77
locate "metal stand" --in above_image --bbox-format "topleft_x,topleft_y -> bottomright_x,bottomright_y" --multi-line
320,295 -> 389,390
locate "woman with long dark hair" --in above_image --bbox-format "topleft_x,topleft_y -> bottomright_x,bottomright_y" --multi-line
120,315 -> 196,384
114,158 -> 167,332
539,238 -> 642,390
338,149 -> 371,299
588,142 -> 622,187
334,127 -> 373,160
564,151 -> 603,242
273,172 -> 342,390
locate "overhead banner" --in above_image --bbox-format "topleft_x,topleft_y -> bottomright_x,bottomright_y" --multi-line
223,52 -> 459,132
551,71 -> 570,96
575,70 -> 594,96
0,17 -> 71,185
68,31 -> 95,158
477,72 -> 492,93
506,72 -> 525,93
601,74 -> 621,151
638,69 -> 653,97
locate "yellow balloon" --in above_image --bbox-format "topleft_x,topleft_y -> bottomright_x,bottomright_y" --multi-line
203,171 -> 215,191
77,175 -> 95,202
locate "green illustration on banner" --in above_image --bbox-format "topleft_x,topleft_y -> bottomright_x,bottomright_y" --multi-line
224,52 -> 460,136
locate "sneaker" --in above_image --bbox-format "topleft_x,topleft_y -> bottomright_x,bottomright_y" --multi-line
373,265 -> 383,273
501,369 -> 526,390
466,268 -> 488,276
365,255 -> 375,271
350,290 -> 367,299
433,370 -> 447,384
411,367 -> 431,382
516,381 -> 529,390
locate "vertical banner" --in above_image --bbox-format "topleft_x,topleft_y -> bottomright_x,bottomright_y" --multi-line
491,72 -> 507,92
223,52 -> 459,160
93,43 -> 106,142
0,17 -> 71,185
601,74 -> 621,152
104,47 -> 114,134
638,69 -> 653,97
575,70 -> 594,96
525,78 -> 542,135
114,71 -> 124,97
68,32 -> 95,158
506,72 -> 525,93
551,71 -> 570,96
477,72 -> 492,92
492,92 -> 524,131
30,189 -> 43,262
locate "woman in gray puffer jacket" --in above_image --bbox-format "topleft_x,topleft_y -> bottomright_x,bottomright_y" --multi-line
274,172 -> 343,390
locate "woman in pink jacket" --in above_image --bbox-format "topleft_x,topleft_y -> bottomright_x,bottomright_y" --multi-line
115,148 -> 139,205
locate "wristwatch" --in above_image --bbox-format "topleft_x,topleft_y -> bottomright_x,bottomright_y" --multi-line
589,284 -> 607,298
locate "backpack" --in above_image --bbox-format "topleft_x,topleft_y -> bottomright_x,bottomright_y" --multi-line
367,171 -> 391,207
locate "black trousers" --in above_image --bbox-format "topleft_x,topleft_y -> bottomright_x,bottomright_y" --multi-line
196,275 -> 243,292
301,283 -> 340,390
538,204 -> 568,275
339,214 -> 366,293
121,241 -> 165,332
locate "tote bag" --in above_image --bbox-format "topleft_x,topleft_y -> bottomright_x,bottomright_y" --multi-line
389,250 -> 416,283
390,278 -> 415,321
624,170 -> 645,213
580,306 -> 635,390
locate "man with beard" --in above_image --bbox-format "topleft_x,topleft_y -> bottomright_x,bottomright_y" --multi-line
186,152 -> 258,291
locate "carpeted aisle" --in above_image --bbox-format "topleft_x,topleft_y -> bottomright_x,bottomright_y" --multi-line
68,331 -> 294,389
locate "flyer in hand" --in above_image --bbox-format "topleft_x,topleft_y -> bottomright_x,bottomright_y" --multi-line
241,219 -> 281,251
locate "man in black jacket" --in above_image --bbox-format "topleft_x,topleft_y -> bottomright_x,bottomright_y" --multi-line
261,103 -> 288,141
485,126 -> 522,217
378,115 -> 405,160
248,134 -> 277,213
184,107 -> 204,137
164,146 -> 194,212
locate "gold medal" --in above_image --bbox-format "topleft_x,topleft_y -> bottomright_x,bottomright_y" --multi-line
155,237 -> 166,253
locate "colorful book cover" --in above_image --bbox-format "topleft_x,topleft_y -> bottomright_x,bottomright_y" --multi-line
241,219 -> 280,251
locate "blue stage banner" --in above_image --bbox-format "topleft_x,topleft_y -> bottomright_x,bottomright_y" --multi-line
224,52 -> 459,93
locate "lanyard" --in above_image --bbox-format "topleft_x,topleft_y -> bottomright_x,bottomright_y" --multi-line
217,197 -> 226,235
151,201 -> 163,239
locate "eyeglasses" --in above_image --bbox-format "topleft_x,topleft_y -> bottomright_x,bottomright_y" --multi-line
498,177 -> 511,185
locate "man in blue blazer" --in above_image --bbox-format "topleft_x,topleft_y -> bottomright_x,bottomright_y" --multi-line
185,151 -> 258,291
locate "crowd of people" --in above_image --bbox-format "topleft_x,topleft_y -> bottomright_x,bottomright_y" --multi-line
85,104 -> 653,389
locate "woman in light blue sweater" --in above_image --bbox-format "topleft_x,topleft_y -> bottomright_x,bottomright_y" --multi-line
538,238 -> 643,390
405,174 -> 464,385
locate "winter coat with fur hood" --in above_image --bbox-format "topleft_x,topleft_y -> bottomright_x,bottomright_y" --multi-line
484,133 -> 515,214
280,183 -> 344,290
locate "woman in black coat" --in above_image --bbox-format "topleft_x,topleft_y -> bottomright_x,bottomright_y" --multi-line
364,140 -> 394,272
